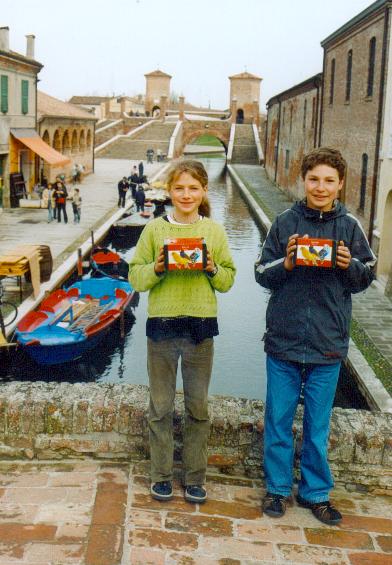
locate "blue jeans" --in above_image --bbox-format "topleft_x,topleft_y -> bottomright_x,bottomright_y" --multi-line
264,355 -> 341,503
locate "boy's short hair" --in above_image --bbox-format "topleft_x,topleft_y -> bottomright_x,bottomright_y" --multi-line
301,147 -> 347,181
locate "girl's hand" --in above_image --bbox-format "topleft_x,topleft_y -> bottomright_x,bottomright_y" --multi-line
284,233 -> 300,271
154,247 -> 165,274
205,250 -> 216,273
336,240 -> 351,270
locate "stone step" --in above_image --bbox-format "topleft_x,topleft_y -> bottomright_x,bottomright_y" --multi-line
133,122 -> 176,141
231,144 -> 259,165
234,124 -> 255,143
99,138 -> 171,160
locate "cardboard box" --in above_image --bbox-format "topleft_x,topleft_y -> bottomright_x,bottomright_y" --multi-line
164,238 -> 207,271
295,237 -> 337,268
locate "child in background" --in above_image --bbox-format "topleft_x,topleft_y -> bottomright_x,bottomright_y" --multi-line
129,159 -> 236,504
70,187 -> 82,223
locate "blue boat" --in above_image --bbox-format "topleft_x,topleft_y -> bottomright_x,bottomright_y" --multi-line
15,277 -> 135,365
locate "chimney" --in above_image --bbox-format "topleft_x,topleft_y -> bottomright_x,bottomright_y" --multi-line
0,27 -> 9,52
25,34 -> 35,59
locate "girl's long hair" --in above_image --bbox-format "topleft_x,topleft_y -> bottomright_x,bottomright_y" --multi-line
166,159 -> 211,218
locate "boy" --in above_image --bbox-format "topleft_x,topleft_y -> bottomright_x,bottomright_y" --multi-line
70,187 -> 82,223
255,147 -> 376,525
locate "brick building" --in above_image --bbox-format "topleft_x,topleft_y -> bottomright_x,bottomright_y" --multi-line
264,0 -> 392,282
144,69 -> 171,117
229,72 -> 262,125
37,91 -> 97,183
264,74 -> 322,200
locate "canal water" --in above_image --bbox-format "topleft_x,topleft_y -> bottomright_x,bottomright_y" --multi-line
0,158 -> 368,409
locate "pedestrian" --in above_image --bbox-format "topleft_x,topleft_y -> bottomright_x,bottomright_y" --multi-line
146,148 -> 154,163
135,185 -> 145,212
157,148 -> 162,162
255,147 -> 376,525
70,187 -> 82,223
138,161 -> 144,178
129,159 -> 236,504
41,183 -> 55,223
129,171 -> 140,199
117,177 -> 129,207
54,181 -> 68,223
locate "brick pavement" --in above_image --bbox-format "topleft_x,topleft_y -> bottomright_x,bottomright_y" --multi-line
0,460 -> 391,564
232,164 -> 392,376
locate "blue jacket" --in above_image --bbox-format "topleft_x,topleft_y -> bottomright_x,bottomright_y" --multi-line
255,200 -> 376,364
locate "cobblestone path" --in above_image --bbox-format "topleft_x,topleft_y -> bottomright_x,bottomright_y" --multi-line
0,461 -> 391,564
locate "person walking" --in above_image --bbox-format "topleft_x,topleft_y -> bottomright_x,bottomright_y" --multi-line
255,147 -> 376,525
117,177 -> 129,208
138,161 -> 144,178
129,159 -> 236,504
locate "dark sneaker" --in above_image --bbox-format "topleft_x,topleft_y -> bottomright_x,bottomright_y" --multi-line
150,481 -> 173,501
262,492 -> 287,517
296,495 -> 342,525
184,485 -> 207,503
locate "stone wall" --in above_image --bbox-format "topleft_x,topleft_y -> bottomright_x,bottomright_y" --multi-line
0,382 -> 390,493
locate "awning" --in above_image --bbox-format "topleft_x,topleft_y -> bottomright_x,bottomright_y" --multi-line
10,128 -> 71,167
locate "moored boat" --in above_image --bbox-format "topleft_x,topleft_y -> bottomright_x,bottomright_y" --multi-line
15,277 -> 135,365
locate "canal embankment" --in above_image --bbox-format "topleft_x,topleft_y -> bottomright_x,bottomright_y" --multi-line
228,163 -> 392,414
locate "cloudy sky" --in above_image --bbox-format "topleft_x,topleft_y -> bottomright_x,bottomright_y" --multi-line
3,0 -> 372,110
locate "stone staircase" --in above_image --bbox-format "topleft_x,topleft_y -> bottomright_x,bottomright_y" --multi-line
98,122 -> 176,160
231,124 -> 259,165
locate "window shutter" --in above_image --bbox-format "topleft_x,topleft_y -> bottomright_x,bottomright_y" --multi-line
21,80 -> 29,114
0,75 -> 8,113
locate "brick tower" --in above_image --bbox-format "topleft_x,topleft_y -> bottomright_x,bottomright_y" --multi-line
144,70 -> 172,117
229,72 -> 262,124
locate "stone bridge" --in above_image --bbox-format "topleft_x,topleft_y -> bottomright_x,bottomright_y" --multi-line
172,119 -> 231,158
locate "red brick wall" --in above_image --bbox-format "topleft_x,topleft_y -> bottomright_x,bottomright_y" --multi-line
321,13 -> 385,233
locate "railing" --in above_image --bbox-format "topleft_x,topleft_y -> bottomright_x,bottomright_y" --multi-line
252,123 -> 264,165
226,123 -> 236,162
167,121 -> 182,160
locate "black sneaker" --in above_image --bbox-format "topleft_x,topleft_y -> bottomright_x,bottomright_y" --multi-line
150,481 -> 173,501
184,485 -> 207,503
296,494 -> 342,525
262,492 -> 287,517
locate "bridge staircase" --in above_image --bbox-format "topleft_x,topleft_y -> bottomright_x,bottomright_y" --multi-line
231,124 -> 259,165
98,122 -> 176,160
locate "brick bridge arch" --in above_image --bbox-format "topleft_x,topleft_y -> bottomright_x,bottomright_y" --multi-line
175,119 -> 231,157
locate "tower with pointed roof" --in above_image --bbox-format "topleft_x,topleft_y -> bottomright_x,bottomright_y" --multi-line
144,69 -> 172,117
229,71 -> 262,124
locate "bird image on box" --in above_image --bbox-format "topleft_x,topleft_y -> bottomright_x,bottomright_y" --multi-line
189,248 -> 201,263
318,244 -> 330,263
172,251 -> 192,269
300,246 -> 320,266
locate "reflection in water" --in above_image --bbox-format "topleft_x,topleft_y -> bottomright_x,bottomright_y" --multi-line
0,158 -> 369,407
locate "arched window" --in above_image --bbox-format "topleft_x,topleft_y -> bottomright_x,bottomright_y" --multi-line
71,130 -> 78,153
86,130 -> 92,147
62,131 -> 71,154
42,130 -> 50,145
303,99 -> 307,131
346,50 -> 353,102
53,130 -> 62,152
79,130 -> 86,151
329,58 -> 335,105
359,153 -> 368,211
367,37 -> 376,97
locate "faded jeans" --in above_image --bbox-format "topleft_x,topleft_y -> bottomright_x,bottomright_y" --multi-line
147,337 -> 213,485
264,355 -> 341,503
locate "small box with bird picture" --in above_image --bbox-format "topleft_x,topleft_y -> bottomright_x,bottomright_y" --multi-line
294,237 -> 337,268
164,238 -> 207,271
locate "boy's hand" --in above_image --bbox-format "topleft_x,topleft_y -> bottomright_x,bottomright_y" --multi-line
336,240 -> 351,269
154,247 -> 165,274
284,233 -> 300,271
205,250 -> 216,273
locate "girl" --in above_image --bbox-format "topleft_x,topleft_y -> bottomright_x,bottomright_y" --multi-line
129,160 -> 236,503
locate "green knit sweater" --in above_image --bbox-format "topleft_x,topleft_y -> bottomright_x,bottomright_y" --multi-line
128,217 -> 236,318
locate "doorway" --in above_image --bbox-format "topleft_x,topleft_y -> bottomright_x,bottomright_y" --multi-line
236,109 -> 244,124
